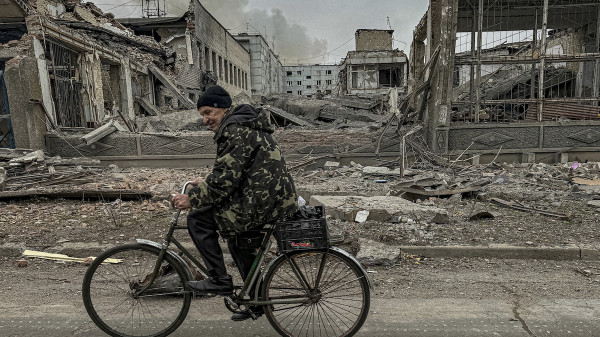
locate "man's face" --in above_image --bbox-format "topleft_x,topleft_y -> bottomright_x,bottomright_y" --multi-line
199,106 -> 226,132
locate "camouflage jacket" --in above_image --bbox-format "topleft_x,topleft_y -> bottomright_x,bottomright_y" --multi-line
187,104 -> 298,236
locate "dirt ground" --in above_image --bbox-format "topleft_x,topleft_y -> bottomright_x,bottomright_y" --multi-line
1,162 -> 600,251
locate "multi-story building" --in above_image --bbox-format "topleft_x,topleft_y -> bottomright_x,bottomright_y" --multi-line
190,0 -> 251,97
234,33 -> 283,98
282,65 -> 339,97
339,29 -> 409,95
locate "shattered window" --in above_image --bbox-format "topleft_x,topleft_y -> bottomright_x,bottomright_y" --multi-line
307,85 -> 312,89
286,71 -> 292,76
306,76 -> 311,79
297,81 -> 302,85
326,70 -> 332,75
316,80 -> 322,85
326,80 -> 332,85
378,66 -> 401,88
297,71 -> 302,75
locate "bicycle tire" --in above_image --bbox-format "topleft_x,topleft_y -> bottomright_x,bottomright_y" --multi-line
82,243 -> 192,337
262,249 -> 370,337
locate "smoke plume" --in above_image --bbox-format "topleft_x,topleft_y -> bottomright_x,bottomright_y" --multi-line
105,0 -> 328,65
199,0 -> 329,65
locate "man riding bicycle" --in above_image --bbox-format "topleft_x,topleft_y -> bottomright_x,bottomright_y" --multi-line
171,85 -> 298,321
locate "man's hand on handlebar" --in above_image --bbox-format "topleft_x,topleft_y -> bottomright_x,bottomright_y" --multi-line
190,177 -> 204,186
171,193 -> 192,210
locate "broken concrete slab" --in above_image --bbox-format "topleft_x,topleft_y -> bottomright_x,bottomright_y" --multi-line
265,106 -> 317,127
8,150 -> 45,164
362,166 -> 400,175
355,238 -> 402,266
79,120 -> 126,145
587,200 -> 600,208
309,195 -> 447,223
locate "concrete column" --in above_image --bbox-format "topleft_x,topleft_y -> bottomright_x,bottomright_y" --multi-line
4,56 -> 47,149
560,152 -> 569,164
120,57 -> 135,121
471,154 -> 480,165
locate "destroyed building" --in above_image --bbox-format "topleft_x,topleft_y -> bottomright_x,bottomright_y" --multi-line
282,64 -> 340,97
233,33 -> 283,98
339,29 -> 409,95
409,0 -> 600,163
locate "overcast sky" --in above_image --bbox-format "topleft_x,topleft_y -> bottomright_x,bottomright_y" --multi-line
96,0 -> 429,65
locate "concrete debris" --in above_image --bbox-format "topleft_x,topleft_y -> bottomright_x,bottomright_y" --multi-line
265,106 -> 317,127
587,200 -> 600,208
309,195 -> 448,223
362,166 -> 400,176
8,150 -> 45,164
355,239 -> 402,266
324,161 -> 340,169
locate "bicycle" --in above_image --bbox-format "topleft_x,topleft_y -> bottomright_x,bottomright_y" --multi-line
82,181 -> 372,337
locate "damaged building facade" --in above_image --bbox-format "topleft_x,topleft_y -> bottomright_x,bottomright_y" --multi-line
0,0 -> 256,157
234,33 -> 283,98
410,0 -> 600,163
339,29 -> 409,95
282,64 -> 339,97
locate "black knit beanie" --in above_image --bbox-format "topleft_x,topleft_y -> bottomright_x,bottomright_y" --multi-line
196,85 -> 232,109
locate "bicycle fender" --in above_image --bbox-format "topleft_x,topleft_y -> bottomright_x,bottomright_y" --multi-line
329,247 -> 373,290
135,239 -> 193,280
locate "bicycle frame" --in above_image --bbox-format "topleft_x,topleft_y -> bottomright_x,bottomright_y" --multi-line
132,181 -> 325,307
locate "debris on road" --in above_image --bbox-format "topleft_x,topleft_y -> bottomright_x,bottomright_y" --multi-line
21,250 -> 121,264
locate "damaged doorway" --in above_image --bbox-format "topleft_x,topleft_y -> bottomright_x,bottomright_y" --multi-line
46,40 -> 84,128
0,62 -> 15,149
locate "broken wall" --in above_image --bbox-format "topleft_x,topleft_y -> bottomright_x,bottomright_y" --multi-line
355,29 -> 394,51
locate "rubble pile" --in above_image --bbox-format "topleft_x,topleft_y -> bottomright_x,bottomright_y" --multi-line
263,94 -> 388,129
292,158 -> 600,264
0,149 -> 154,200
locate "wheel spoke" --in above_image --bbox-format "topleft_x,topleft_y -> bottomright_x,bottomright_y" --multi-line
264,250 -> 370,337
82,244 -> 191,337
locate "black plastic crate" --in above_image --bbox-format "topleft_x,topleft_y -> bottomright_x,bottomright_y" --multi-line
274,206 -> 330,252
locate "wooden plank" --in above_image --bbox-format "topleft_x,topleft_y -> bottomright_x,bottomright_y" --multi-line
148,65 -> 195,109
0,189 -> 153,201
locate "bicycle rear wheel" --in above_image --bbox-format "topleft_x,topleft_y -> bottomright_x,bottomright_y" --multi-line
82,243 -> 192,337
262,249 -> 370,337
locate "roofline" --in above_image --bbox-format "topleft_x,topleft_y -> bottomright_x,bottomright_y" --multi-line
194,0 -> 248,53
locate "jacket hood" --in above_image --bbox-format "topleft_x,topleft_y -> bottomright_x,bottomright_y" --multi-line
215,104 -> 274,139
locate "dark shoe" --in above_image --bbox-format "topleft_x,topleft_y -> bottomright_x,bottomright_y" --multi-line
186,275 -> 233,296
231,306 -> 264,322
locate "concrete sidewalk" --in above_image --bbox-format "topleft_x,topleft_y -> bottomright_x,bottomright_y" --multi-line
2,241 -> 599,261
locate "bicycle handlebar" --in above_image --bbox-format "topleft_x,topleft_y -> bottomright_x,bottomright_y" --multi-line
181,181 -> 194,194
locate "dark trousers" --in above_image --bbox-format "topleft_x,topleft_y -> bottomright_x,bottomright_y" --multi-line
187,206 -> 257,281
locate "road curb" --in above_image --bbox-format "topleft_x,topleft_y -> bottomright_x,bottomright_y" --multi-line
1,242 -> 598,261
399,244 -> 586,260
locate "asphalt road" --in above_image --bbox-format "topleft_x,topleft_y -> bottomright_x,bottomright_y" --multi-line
1,256 -> 599,337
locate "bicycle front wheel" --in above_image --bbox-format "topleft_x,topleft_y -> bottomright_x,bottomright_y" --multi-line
82,243 -> 192,337
262,249 -> 370,337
